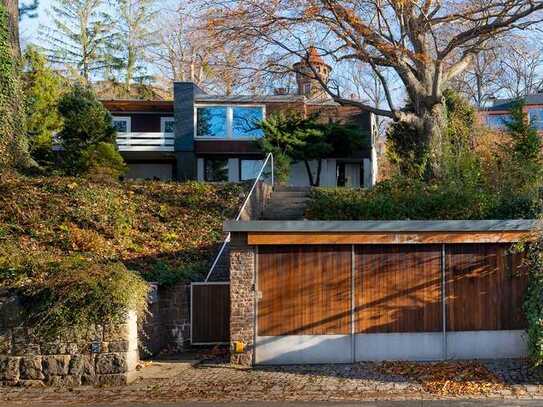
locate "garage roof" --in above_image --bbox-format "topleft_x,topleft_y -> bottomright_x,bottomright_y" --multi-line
224,220 -> 539,233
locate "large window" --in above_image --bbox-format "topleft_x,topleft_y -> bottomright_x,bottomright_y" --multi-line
204,158 -> 229,182
486,114 -> 511,129
529,108 -> 543,130
196,105 -> 264,139
113,116 -> 131,133
196,107 -> 227,138
232,107 -> 264,138
240,159 -> 265,181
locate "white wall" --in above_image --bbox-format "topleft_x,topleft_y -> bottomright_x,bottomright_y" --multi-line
288,160 -> 338,187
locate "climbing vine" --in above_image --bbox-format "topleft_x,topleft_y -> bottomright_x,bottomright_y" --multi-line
0,2 -> 34,171
517,233 -> 543,367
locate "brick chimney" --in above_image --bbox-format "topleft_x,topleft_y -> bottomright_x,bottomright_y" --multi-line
293,47 -> 332,100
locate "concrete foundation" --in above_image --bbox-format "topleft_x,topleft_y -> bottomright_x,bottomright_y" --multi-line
255,335 -> 352,365
253,331 -> 527,365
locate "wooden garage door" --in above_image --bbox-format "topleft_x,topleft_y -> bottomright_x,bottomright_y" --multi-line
258,245 -> 352,336
446,244 -> 527,331
354,245 -> 443,333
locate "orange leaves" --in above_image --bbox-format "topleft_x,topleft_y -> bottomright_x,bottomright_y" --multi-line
377,361 -> 507,396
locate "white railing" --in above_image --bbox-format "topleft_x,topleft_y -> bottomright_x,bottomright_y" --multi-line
116,132 -> 175,152
204,153 -> 274,282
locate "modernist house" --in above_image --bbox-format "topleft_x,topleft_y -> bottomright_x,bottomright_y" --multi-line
101,51 -> 378,188
479,93 -> 543,130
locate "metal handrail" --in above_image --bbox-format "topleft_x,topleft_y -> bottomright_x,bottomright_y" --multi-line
204,153 -> 274,282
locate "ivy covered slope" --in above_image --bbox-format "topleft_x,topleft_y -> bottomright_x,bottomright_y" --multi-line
0,175 -> 244,336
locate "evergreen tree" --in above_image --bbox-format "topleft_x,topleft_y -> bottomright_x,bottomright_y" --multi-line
22,46 -> 65,166
505,100 -> 543,191
57,84 -> 124,177
42,0 -> 117,81
259,112 -> 364,186
0,2 -> 35,171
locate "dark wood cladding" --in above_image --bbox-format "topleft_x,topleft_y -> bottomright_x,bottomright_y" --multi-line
446,244 -> 527,331
258,245 -> 351,336
130,113 -> 170,133
101,100 -> 174,113
354,245 -> 442,333
195,140 -> 263,155
192,284 -> 230,343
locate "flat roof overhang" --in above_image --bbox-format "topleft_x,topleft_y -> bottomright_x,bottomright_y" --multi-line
224,220 -> 540,245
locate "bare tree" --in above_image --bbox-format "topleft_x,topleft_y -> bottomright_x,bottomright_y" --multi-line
450,48 -> 504,107
152,3 -> 267,95
203,0 -> 543,176
113,0 -> 158,91
497,39 -> 543,98
151,6 -> 211,86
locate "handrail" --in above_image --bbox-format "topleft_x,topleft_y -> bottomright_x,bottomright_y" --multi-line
204,153 -> 274,282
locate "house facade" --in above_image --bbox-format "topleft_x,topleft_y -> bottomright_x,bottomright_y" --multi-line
478,94 -> 543,130
101,53 -> 378,188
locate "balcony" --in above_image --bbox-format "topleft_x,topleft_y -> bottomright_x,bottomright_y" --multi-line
116,132 -> 175,152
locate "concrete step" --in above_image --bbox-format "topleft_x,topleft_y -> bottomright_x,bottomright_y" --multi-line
274,185 -> 312,193
270,191 -> 310,199
266,198 -> 310,207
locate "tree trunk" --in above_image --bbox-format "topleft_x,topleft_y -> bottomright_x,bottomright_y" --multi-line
304,159 -> 322,187
406,100 -> 447,179
2,0 -> 20,58
304,160 -> 315,186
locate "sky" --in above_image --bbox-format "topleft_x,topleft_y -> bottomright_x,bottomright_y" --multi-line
19,0 -> 53,47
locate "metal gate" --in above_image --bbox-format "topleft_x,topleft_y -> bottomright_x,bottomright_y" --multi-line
191,282 -> 230,345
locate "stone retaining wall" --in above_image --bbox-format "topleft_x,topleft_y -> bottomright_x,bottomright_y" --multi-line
0,290 -> 139,387
142,283 -> 191,356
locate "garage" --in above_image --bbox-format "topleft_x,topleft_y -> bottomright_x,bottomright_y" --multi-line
226,220 -> 533,365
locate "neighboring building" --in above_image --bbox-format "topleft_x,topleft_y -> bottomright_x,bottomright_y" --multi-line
101,51 -> 378,188
479,94 -> 543,130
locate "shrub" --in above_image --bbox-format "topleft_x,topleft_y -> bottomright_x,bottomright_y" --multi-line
57,85 -> 123,177
306,177 -> 499,221
82,142 -> 127,180
0,245 -> 149,339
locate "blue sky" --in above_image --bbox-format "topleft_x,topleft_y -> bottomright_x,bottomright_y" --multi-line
20,0 -> 53,46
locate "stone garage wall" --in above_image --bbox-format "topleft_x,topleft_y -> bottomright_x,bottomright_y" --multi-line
0,290 -> 139,387
229,233 -> 256,366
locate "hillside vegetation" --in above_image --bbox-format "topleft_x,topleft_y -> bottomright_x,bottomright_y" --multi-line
0,175 -> 245,337
0,175 -> 245,282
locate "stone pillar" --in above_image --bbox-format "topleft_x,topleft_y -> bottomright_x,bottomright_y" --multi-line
229,233 -> 255,366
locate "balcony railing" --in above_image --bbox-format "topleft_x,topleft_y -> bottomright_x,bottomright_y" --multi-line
116,132 -> 175,152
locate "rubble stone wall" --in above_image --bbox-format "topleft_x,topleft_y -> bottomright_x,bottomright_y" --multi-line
0,290 -> 139,387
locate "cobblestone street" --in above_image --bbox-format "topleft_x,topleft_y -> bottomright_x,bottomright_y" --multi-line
1,359 -> 543,405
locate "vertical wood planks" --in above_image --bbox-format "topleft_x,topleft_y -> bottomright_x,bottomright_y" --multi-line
192,283 -> 230,343
257,245 -> 351,336
354,245 -> 442,333
446,244 -> 527,331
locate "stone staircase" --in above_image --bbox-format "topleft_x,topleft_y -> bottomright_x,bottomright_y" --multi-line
261,186 -> 311,220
